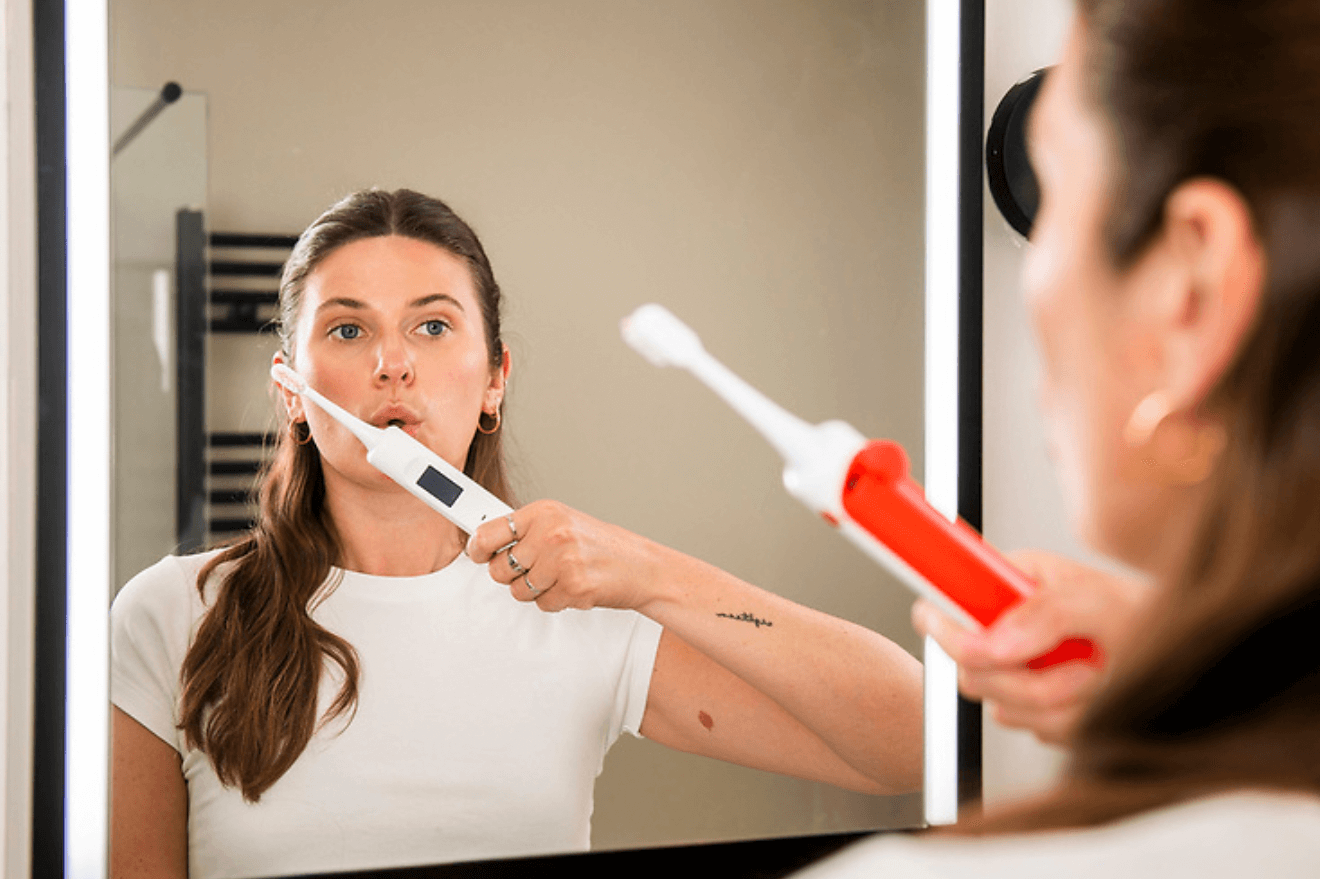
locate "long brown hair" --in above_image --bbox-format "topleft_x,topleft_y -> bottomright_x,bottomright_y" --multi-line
179,189 -> 515,801
969,0 -> 1320,833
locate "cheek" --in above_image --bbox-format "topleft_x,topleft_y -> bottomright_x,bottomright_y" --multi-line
1021,237 -> 1133,547
460,348 -> 487,374
439,346 -> 494,400
1048,391 -> 1117,545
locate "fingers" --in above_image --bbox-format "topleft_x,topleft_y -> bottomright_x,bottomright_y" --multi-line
957,658 -> 1100,708
989,701 -> 1079,746
466,512 -> 521,564
980,590 -> 1085,666
479,518 -> 558,605
464,498 -> 656,613
464,501 -> 576,609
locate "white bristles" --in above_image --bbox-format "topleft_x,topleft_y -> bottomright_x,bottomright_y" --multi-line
270,362 -> 308,394
268,362 -> 383,449
621,303 -> 706,368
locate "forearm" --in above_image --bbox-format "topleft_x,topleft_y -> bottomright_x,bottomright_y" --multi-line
466,500 -> 925,790
637,541 -> 924,792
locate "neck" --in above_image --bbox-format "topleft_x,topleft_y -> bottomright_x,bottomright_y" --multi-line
322,471 -> 466,576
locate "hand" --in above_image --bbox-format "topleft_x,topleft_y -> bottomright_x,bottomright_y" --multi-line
911,550 -> 1150,744
465,499 -> 668,612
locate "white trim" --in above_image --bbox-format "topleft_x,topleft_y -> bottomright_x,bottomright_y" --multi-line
65,0 -> 111,874
923,0 -> 963,827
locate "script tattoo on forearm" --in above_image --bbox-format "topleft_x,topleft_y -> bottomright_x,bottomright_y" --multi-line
716,611 -> 773,628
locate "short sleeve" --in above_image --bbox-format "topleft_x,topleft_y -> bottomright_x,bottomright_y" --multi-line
613,614 -> 663,739
110,555 -> 205,753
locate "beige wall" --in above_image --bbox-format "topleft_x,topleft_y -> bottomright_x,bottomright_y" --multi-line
111,0 -> 929,854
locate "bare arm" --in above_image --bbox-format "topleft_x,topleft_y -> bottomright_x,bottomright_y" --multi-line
637,558 -> 924,794
468,501 -> 924,794
110,706 -> 188,879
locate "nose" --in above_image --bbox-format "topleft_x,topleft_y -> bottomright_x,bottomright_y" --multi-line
373,333 -> 414,386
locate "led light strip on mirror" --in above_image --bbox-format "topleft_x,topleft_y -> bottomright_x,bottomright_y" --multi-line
923,0 -> 964,827
65,0 -> 111,874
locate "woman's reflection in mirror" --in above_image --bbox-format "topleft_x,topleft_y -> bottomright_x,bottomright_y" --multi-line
108,189 -> 923,879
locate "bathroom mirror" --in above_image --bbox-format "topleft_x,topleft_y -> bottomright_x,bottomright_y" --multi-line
42,0 -> 987,874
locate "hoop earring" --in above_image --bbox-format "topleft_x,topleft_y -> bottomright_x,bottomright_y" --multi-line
477,408 -> 501,435
292,420 -> 314,446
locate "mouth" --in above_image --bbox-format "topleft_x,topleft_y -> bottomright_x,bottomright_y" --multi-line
369,404 -> 422,433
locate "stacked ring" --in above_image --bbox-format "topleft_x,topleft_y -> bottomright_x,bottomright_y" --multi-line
493,515 -> 521,556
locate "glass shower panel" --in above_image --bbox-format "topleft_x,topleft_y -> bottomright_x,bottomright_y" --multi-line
110,85 -> 208,592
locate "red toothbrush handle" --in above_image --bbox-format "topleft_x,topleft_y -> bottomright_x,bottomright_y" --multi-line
839,440 -> 1100,670
1025,638 -> 1101,669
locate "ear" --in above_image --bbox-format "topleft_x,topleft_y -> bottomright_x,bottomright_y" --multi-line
1156,178 -> 1265,412
484,344 -> 511,412
272,351 -> 306,423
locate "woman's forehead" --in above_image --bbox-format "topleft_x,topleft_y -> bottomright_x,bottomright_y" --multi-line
302,235 -> 479,311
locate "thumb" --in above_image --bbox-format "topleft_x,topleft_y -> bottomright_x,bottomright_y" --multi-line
987,551 -> 1091,664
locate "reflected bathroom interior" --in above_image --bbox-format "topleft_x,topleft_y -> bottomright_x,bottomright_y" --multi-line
109,0 -> 930,858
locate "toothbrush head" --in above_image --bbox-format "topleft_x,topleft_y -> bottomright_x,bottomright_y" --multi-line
270,363 -> 309,395
621,303 -> 706,368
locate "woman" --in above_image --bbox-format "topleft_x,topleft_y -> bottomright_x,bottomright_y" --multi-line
109,189 -> 923,879
799,0 -> 1320,875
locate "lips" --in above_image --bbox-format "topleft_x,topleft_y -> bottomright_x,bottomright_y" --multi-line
368,403 -> 422,432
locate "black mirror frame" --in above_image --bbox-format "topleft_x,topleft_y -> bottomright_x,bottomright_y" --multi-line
30,0 -> 987,874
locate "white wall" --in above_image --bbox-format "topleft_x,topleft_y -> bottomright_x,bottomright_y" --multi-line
981,0 -> 1102,804
1,0 -> 36,874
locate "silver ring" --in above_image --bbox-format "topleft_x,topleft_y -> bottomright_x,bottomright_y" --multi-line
506,514 -> 518,540
494,538 -> 519,556
507,550 -> 527,577
524,574 -> 542,596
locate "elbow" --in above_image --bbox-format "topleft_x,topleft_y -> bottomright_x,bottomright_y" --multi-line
870,661 -> 926,795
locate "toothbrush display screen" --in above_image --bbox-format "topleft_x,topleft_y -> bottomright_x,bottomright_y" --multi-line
416,466 -> 462,507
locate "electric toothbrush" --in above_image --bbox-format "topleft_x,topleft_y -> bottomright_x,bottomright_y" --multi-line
621,304 -> 1097,669
270,364 -> 512,534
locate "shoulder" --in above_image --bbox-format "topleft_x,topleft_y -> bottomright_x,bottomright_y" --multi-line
797,792 -> 1320,879
111,548 -> 230,632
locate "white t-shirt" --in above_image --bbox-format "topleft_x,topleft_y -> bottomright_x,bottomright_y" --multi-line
111,550 -> 663,879
794,790 -> 1320,879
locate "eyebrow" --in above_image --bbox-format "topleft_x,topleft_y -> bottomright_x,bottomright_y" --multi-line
315,293 -> 467,314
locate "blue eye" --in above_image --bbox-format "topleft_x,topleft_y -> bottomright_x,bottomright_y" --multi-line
330,323 -> 362,340
419,319 -> 450,337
